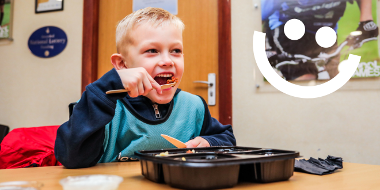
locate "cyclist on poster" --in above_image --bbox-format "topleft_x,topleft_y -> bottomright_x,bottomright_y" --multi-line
261,0 -> 379,81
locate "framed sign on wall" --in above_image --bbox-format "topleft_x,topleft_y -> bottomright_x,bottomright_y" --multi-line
35,0 -> 64,14
0,0 -> 14,41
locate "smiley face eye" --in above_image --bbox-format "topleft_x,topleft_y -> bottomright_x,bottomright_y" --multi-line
315,26 -> 337,48
284,19 -> 305,40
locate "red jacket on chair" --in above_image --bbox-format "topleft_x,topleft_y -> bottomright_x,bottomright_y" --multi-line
0,125 -> 62,169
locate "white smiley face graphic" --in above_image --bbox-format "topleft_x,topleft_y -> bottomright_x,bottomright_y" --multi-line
254,19 -> 361,99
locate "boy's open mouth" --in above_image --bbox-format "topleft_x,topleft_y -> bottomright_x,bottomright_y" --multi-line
154,73 -> 174,85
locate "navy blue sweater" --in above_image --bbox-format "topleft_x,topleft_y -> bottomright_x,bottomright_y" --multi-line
54,69 -> 236,169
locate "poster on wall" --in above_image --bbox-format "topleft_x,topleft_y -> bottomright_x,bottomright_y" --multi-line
261,0 -> 379,81
35,0 -> 64,14
0,0 -> 13,40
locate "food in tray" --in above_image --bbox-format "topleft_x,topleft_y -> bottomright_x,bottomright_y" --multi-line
182,157 -> 186,161
155,149 -> 196,157
155,151 -> 169,157
186,149 -> 196,153
167,77 -> 179,84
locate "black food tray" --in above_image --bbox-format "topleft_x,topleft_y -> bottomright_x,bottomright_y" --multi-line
135,146 -> 299,189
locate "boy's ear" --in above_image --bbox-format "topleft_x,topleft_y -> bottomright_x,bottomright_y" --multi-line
111,53 -> 127,70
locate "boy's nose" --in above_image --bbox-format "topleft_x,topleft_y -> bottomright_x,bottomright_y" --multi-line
158,53 -> 174,67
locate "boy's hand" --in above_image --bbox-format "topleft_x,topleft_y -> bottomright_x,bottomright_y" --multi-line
116,67 -> 162,97
185,137 -> 210,148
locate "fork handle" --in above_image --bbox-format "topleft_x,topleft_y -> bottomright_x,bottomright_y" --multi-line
106,89 -> 129,94
106,82 -> 176,95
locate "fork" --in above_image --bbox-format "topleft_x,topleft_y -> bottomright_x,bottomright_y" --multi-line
105,82 -> 177,94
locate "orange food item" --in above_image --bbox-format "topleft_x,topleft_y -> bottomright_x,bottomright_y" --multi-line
186,149 -> 196,153
167,77 -> 179,84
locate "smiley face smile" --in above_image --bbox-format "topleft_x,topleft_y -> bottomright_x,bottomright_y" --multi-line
253,31 -> 361,99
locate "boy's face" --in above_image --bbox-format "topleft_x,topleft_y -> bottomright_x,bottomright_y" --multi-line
122,22 -> 184,104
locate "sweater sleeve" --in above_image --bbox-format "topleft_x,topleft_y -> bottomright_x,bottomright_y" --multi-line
197,96 -> 236,146
54,69 -> 126,169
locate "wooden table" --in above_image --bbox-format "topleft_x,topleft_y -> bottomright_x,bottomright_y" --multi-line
1,162 -> 380,189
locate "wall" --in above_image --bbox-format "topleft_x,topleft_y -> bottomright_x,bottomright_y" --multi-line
232,0 -> 380,165
0,0 -> 83,131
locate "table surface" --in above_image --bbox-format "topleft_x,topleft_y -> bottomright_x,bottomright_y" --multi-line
1,161 -> 380,190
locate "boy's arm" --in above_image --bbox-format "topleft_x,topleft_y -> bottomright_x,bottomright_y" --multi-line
55,68 -> 127,169
198,96 -> 236,146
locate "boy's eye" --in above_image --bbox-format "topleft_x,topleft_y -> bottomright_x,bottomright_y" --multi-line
145,49 -> 158,53
171,49 -> 182,54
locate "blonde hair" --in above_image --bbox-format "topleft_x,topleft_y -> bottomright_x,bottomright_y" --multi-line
116,7 -> 185,53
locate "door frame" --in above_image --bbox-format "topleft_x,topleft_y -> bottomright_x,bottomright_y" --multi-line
81,0 -> 232,125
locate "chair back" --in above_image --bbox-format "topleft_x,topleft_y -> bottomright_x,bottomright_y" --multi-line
0,124 -> 9,144
69,102 -> 77,117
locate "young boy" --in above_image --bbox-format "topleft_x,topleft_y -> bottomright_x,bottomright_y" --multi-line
54,7 -> 236,169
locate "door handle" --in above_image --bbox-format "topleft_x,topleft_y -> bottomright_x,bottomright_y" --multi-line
193,73 -> 216,106
193,81 -> 213,87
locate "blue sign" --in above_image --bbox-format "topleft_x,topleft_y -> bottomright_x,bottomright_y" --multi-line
28,26 -> 67,58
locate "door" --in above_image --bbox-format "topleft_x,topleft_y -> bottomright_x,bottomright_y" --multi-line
97,0 -> 219,119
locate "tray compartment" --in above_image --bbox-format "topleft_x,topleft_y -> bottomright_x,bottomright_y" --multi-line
140,153 -> 240,189
239,159 -> 295,183
163,164 -> 240,189
140,160 -> 165,183
233,149 -> 296,155
192,147 -> 262,154
235,149 -> 297,182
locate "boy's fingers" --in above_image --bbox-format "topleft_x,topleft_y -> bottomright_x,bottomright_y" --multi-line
195,139 -> 205,148
146,73 -> 162,94
185,139 -> 200,148
185,141 -> 191,148
185,142 -> 196,148
185,137 -> 210,148
137,81 -> 144,96
142,76 -> 153,96
198,139 -> 210,147
129,86 -> 139,98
